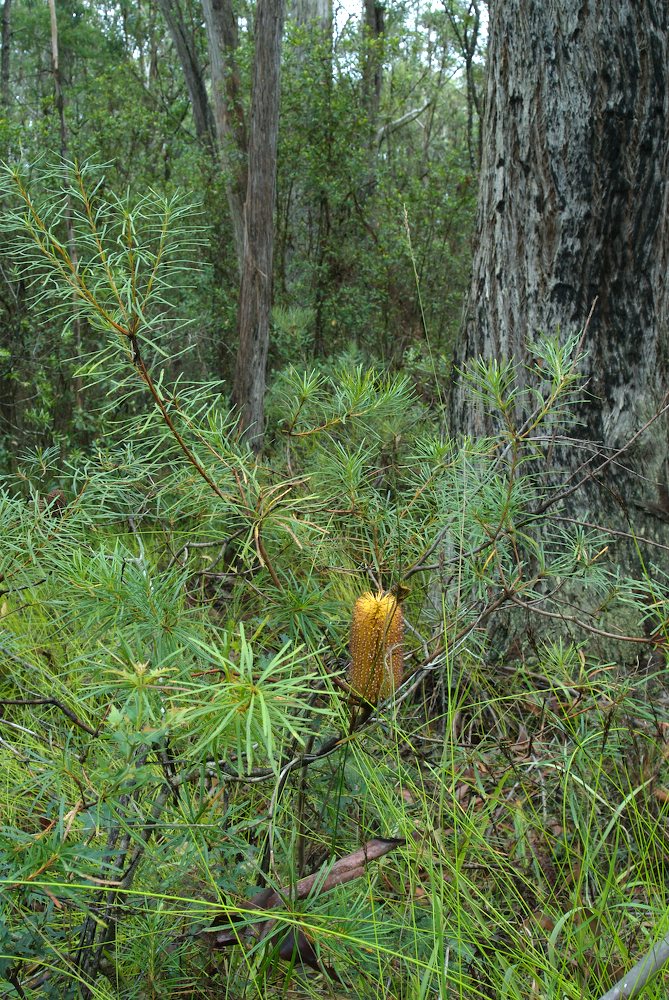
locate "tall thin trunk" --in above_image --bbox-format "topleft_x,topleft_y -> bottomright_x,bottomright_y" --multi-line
231,0 -> 285,449
445,0 -> 482,169
48,0 -> 82,417
1,0 -> 11,107
202,0 -> 247,267
286,0 -> 333,356
158,0 -> 215,147
362,0 -> 384,131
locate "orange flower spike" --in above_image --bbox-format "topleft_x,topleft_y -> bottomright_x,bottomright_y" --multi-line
349,591 -> 404,704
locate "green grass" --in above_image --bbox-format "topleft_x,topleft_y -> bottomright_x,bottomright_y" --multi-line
3,173 -> 669,998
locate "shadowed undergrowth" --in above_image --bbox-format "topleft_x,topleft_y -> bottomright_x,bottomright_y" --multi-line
3,174 -> 669,999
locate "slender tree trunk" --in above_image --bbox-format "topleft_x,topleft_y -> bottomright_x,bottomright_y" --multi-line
451,1 -> 669,529
0,0 -> 14,453
285,0 -> 333,357
445,0 -> 482,169
47,0 -> 65,149
202,0 -> 248,267
1,0 -> 11,107
231,0 -> 285,449
158,0 -> 215,147
48,0 -> 83,417
362,0 -> 384,132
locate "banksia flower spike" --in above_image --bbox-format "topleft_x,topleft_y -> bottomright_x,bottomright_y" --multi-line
349,591 -> 404,704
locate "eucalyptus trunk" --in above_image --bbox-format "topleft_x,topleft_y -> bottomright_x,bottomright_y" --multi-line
1,0 -> 10,107
158,0 -> 215,147
232,0 -> 285,449
202,0 -> 248,267
452,0 -> 669,529
362,0 -> 384,130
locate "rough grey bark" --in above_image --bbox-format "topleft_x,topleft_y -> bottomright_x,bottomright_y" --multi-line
158,0 -> 215,147
202,0 -> 248,266
232,0 -> 285,449
451,0 -> 669,522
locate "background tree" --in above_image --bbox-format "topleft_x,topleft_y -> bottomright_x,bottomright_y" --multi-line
1,0 -> 10,107
232,0 -> 285,447
202,0 -> 247,264
452,0 -> 669,534
0,0 -> 485,463
158,0 -> 216,148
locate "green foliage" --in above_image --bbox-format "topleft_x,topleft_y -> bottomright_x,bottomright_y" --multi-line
276,6 -> 478,366
2,176 -> 669,999
0,0 -> 483,462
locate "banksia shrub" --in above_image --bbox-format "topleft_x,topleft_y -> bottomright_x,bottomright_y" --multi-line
349,591 -> 404,703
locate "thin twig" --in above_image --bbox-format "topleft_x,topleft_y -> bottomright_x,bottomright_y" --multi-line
0,698 -> 98,736
507,595 -> 653,645
535,393 -> 669,515
552,515 -> 669,554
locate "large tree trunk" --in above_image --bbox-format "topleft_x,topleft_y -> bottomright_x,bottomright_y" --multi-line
451,1 -> 669,526
231,0 -> 285,449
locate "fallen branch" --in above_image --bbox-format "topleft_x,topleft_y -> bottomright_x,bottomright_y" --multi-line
376,101 -> 431,146
596,929 -> 669,1000
0,697 -> 99,736
205,836 -> 404,962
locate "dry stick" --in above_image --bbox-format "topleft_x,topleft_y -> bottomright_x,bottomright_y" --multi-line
207,837 -> 405,948
0,697 -> 99,736
596,931 -> 669,1000
507,595 -> 655,646
255,526 -> 282,590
